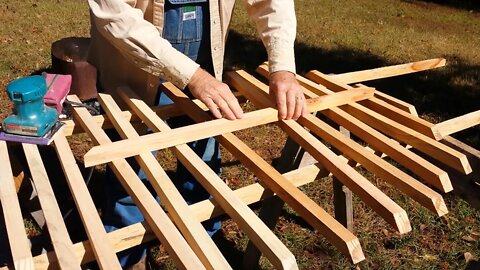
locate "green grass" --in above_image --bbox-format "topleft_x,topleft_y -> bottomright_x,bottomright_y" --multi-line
1,0 -> 479,269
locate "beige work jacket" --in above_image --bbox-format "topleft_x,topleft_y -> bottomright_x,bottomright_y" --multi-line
88,0 -> 296,105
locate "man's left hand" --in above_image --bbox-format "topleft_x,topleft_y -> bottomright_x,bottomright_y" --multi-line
269,71 -> 308,120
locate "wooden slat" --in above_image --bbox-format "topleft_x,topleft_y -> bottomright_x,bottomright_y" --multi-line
116,88 -> 298,270
357,93 -> 440,140
306,58 -> 446,84
299,115 -> 448,216
285,68 -> 471,175
277,123 -> 412,232
297,70 -> 472,174
62,110 -> 140,136
22,143 -> 81,269
0,141 -> 34,269
439,136 -> 480,209
341,103 -> 471,173
83,107 -> 277,167
307,58 -> 448,117
26,221 -> 156,270
435,110 -> 480,138
61,100 -> 209,136
308,71 -> 442,139
53,134 -> 122,270
68,58 -> 445,137
257,63 -> 453,193
15,163 -> 321,269
325,109 -> 453,192
227,70 -> 412,233
371,91 -> 418,116
68,95 -> 206,270
98,93 -> 231,270
83,88 -> 374,167
9,150 -> 27,193
300,116 -> 448,216
189,163 -> 322,221
159,83 -> 366,264
61,94 -> 247,137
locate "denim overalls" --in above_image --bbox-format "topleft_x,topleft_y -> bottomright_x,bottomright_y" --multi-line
103,0 -> 222,267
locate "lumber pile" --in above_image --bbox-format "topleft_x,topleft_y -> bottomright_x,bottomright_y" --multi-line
0,58 -> 479,269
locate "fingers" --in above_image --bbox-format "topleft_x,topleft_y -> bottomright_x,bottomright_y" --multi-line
270,71 -> 307,120
285,89 -> 297,119
211,90 -> 243,120
203,98 -> 223,119
282,91 -> 305,120
275,89 -> 288,120
294,94 -> 307,119
188,68 -> 243,120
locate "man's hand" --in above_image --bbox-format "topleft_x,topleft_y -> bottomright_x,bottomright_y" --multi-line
188,68 -> 244,120
269,71 -> 307,120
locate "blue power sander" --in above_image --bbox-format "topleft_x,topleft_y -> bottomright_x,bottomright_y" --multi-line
0,75 -> 64,145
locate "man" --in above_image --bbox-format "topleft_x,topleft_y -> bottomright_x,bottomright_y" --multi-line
88,0 -> 307,268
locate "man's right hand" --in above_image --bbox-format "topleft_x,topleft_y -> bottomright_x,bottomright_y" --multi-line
187,68 -> 244,120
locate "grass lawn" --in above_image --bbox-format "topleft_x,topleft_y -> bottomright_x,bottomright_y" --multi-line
0,0 -> 479,269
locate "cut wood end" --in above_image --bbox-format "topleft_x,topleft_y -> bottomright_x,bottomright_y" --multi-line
432,126 -> 444,141
347,238 -> 366,264
438,172 -> 454,193
14,259 -> 34,270
277,256 -> 299,270
394,211 -> 412,234
256,62 -> 269,74
305,70 -> 316,77
408,106 -> 419,117
412,58 -> 447,70
83,151 -> 97,168
434,197 -> 449,217
355,86 -> 376,96
460,155 -> 473,175
419,191 -> 450,217
438,58 -> 447,66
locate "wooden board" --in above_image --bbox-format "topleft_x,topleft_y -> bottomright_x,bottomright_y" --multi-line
189,163 -> 323,221
3,59 -> 475,270
306,59 -> 448,117
322,108 -> 453,193
83,88 -> 374,167
226,70 -> 412,233
116,88 -> 299,270
159,83 -> 366,264
0,141 -> 34,270
275,67 -> 472,175
22,143 -> 81,269
98,93 -> 231,270
14,163 -> 322,269
53,134 -> 122,270
370,91 -> 418,116
299,115 -> 448,216
358,93 -> 440,139
256,64 -> 453,193
61,99 -> 211,136
227,71 -> 448,217
435,110 -> 480,138
309,73 -> 440,139
306,58 -> 446,85
68,95 -> 206,270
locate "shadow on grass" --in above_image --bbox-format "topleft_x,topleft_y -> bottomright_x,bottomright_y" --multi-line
225,30 -> 480,150
403,0 -> 480,11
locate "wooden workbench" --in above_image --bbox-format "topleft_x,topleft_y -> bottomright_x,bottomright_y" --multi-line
0,59 -> 479,269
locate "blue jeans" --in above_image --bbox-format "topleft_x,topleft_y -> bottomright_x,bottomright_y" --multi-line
103,1 -> 221,267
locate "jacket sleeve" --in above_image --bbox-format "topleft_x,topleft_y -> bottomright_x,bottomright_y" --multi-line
242,0 -> 297,74
88,0 -> 199,89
